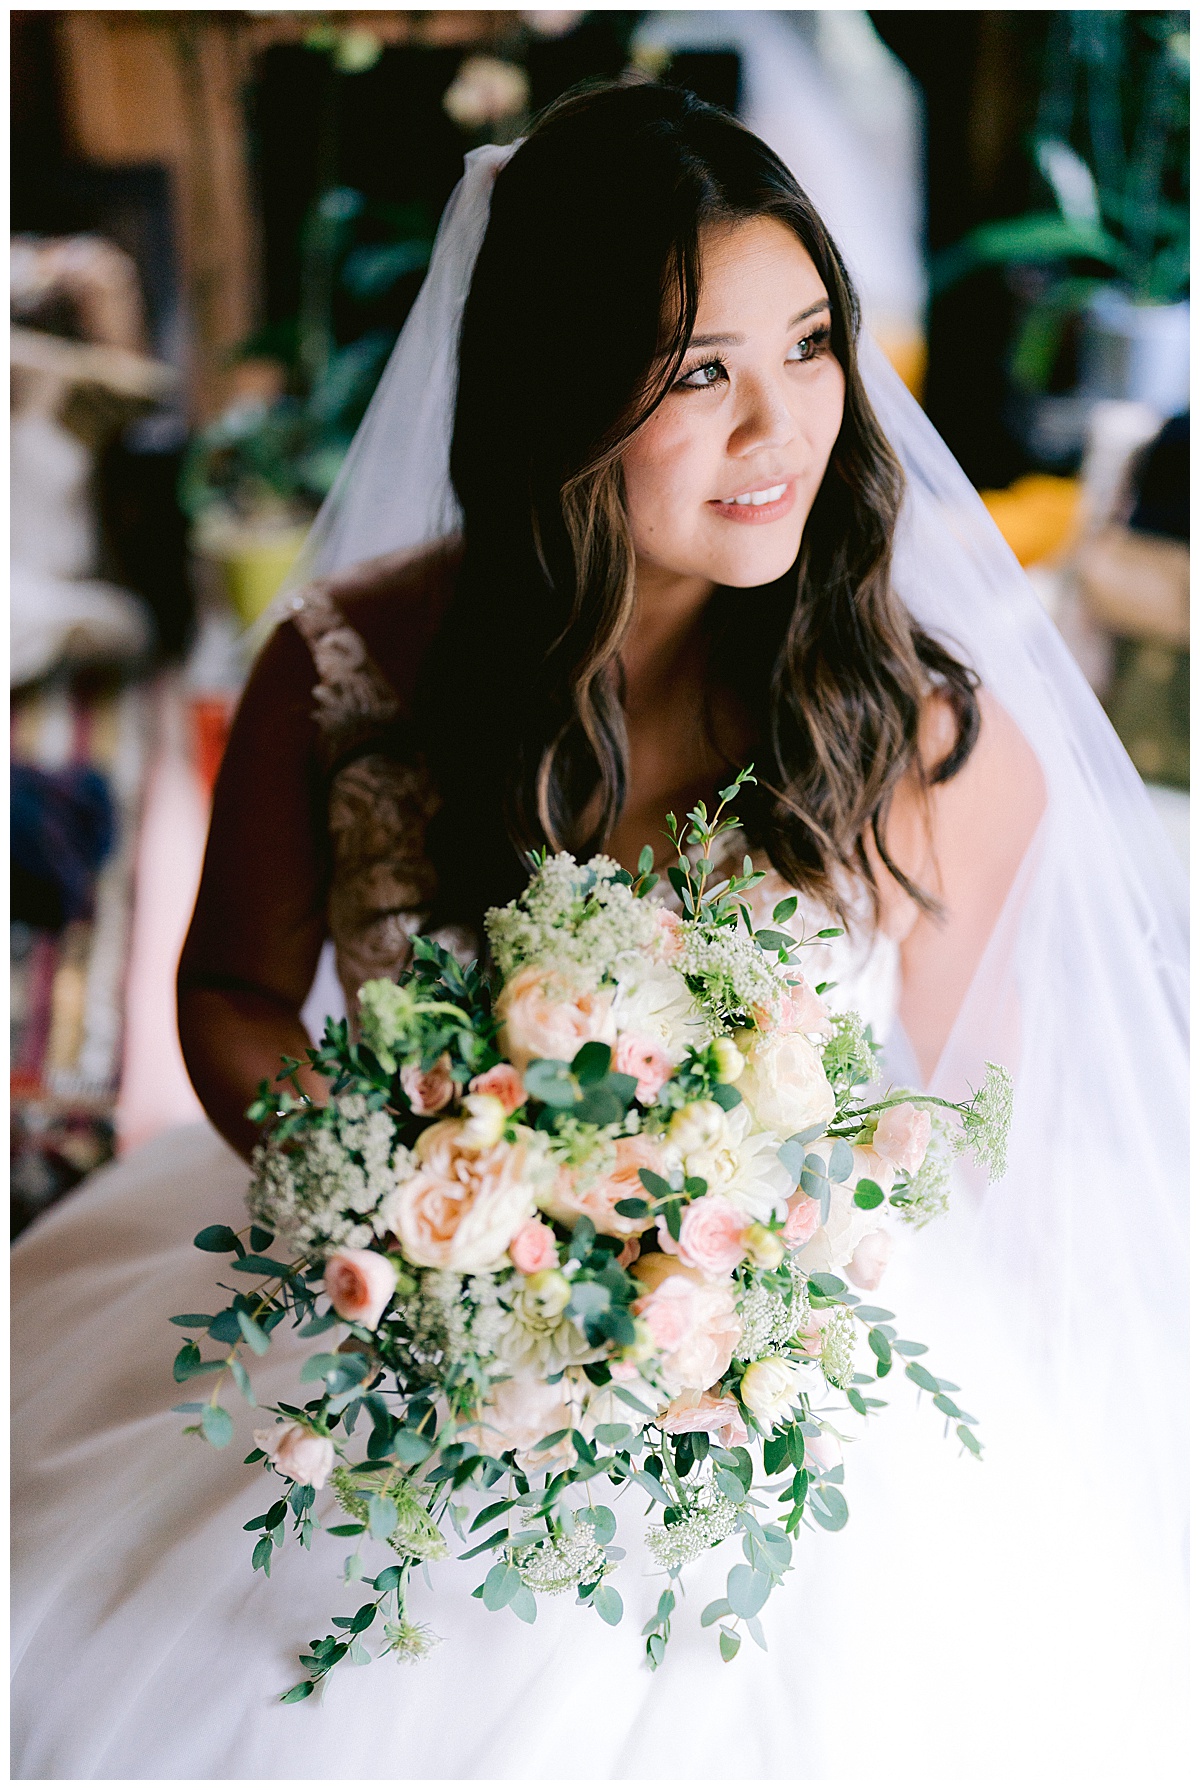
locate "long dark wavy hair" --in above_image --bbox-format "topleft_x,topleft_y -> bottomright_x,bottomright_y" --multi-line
416,79 -> 979,933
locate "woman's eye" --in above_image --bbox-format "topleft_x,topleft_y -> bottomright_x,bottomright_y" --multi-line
677,359 -> 726,391
786,325 -> 831,364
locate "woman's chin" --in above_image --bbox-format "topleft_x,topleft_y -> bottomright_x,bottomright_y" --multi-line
706,531 -> 804,590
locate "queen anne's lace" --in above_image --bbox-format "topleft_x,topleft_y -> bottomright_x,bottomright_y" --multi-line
678,928 -> 779,1025
248,1095 -> 414,1253
486,854 -> 661,983
512,1515 -> 607,1593
646,1489 -> 739,1569
736,1286 -> 807,1361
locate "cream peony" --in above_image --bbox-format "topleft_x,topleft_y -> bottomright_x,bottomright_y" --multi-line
661,1387 -> 749,1448
631,1256 -> 742,1397
380,1119 -> 539,1271
322,1246 -> 398,1329
872,1103 -> 932,1175
465,1371 -> 577,1465
495,964 -> 615,1073
738,1030 -> 836,1137
740,1355 -> 806,1428
253,1421 -> 335,1489
793,1181 -> 878,1276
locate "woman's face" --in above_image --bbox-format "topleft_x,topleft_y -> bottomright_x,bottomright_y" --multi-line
622,217 -> 846,592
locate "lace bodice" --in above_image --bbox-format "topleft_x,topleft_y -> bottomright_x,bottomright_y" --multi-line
289,584 -> 901,1043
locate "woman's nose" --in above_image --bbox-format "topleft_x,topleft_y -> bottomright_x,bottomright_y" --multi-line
727,373 -> 797,458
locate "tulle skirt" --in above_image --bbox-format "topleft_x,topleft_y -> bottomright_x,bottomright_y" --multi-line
12,1123 -> 1188,1780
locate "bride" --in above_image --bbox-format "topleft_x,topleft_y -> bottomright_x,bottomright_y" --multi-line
11,82 -> 1187,1781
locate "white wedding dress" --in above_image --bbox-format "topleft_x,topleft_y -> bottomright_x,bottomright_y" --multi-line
12,589 -> 1187,1782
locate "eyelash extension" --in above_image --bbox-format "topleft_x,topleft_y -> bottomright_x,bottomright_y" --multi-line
675,323 -> 833,391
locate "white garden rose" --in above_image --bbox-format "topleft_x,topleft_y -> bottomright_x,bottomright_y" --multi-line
611,953 -> 705,1062
379,1120 -> 543,1272
738,1030 -> 835,1137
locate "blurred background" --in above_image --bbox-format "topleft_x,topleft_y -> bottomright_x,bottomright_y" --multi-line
10,7 -> 1190,1234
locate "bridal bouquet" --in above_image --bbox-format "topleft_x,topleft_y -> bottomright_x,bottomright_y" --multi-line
172,771 -> 1010,1699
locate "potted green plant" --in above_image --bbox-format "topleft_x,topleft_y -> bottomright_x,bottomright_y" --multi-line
932,11 -> 1188,453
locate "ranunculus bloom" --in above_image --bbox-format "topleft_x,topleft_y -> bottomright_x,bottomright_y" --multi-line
509,1217 -> 559,1276
847,1228 -> 892,1291
804,1426 -> 843,1475
400,1052 -> 456,1116
872,1103 -> 932,1175
460,1092 -> 506,1150
380,1119 -> 538,1271
539,1134 -> 663,1238
469,1063 -> 527,1115
466,1371 -> 576,1466
253,1421 -> 335,1489
614,1032 -> 674,1104
777,974 -> 834,1039
783,1192 -> 822,1248
661,1388 -> 749,1449
668,1100 -> 729,1157
660,1193 -> 749,1278
738,1031 -> 836,1137
495,964 -> 615,1074
740,1355 -> 806,1428
323,1246 -> 398,1328
631,1256 -> 742,1396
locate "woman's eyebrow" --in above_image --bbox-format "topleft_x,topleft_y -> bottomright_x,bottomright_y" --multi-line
687,297 -> 831,350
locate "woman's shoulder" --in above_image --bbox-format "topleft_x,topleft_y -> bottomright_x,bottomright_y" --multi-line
284,535 -> 462,719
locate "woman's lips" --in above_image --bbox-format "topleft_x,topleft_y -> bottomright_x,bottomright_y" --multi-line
707,479 -> 797,524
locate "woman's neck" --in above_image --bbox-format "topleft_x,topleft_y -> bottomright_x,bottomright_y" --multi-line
621,560 -> 715,711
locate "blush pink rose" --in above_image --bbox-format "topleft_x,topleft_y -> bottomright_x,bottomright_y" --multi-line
540,1134 -> 664,1238
778,974 -> 834,1039
614,1033 -> 674,1104
400,1052 -> 456,1116
783,1191 -> 822,1247
495,964 -> 615,1073
252,1421 -> 335,1489
380,1119 -> 537,1271
661,1388 -> 749,1448
846,1228 -> 892,1291
509,1217 -> 559,1275
323,1247 -> 398,1329
651,908 -> 685,963
659,1193 -> 749,1278
872,1103 -> 932,1176
469,1063 -> 527,1115
631,1256 -> 742,1396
